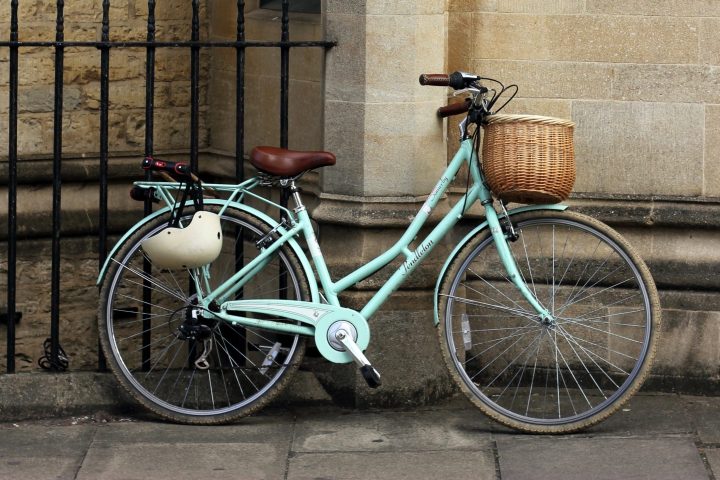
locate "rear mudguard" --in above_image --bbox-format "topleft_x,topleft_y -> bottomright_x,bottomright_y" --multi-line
96,199 -> 320,303
433,204 -> 568,325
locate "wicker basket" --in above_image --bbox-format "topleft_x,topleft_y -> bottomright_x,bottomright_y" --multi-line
482,114 -> 575,204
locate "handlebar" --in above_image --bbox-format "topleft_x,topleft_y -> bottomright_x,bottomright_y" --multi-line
418,73 -> 450,86
419,71 -> 481,90
436,98 -> 472,118
420,71 -> 486,118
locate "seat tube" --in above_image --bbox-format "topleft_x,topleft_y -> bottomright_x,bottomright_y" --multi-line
290,182 -> 339,306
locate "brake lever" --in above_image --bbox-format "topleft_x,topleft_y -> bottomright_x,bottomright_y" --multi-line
451,87 -> 484,97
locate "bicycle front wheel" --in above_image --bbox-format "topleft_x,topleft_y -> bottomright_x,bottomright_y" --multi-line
99,205 -> 310,424
437,210 -> 661,433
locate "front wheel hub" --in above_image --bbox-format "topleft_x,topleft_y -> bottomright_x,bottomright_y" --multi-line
540,315 -> 556,328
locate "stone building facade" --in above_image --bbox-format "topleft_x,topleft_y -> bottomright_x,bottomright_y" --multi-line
1,1 -> 719,402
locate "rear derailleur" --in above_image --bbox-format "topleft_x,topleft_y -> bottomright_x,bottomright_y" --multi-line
176,303 -> 216,370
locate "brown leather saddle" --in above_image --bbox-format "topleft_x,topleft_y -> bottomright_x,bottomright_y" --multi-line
250,146 -> 336,177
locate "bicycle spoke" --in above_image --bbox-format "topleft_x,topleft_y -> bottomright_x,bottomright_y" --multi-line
101,207 -> 307,422
440,212 -> 658,431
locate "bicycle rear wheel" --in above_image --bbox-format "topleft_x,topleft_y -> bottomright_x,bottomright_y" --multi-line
437,210 -> 661,433
99,205 -> 310,424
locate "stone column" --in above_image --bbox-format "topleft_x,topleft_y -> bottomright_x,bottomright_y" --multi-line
313,1 -> 454,407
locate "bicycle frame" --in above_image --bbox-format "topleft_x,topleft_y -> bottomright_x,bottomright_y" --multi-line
98,138 -> 562,362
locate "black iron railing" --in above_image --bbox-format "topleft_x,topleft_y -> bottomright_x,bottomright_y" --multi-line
1,0 -> 334,373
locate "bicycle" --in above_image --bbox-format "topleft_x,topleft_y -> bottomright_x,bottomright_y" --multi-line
97,71 -> 661,433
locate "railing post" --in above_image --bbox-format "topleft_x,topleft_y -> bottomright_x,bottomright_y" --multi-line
142,0 -> 157,371
190,0 -> 200,172
48,0 -> 66,371
236,0 -> 245,181
0,1 -> 335,374
6,0 -> 20,374
97,0 -> 111,372
278,0 -> 291,299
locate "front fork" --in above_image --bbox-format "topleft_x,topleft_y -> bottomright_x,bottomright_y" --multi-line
482,201 -> 555,326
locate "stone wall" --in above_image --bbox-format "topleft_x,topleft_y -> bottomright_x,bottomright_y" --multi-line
0,1 -> 326,373
2,0 -> 719,396
0,1 -> 210,158
0,0 -> 211,372
207,3 -> 324,157
448,0 -> 720,389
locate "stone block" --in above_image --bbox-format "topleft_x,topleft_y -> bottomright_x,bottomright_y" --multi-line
325,13 -> 366,104
448,12 -> 473,72
288,451 -> 496,480
499,98 -> 572,118
613,64 -> 720,103
473,14 -> 699,64
708,449 -> 720,477
652,309 -> 720,379
449,0 -> 498,11
363,101 -> 446,196
243,71 -> 281,147
79,442 -> 288,480
210,48 -> 236,77
243,12 -> 324,83
586,0 -> 720,16
289,79 -> 323,151
16,113 -> 54,154
323,100 -> 366,195
572,101 -> 704,196
106,22 -> 148,42
133,0 -> 197,21
497,0 -> 585,14
62,49 -> 145,85
604,224 -> 720,290
366,0 -> 445,15
208,0 -> 251,39
17,85 -> 82,113
495,437 -> 709,479
18,53 -> 55,86
705,105 -> 720,197
365,14 -> 445,104
700,18 -> 720,66
474,59 -> 613,99
63,24 -> 102,43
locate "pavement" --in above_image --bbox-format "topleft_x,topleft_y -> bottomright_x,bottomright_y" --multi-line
0,393 -> 718,480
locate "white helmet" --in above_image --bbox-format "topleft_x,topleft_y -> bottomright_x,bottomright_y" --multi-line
141,211 -> 223,269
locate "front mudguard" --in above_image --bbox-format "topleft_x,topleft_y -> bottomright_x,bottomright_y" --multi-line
433,204 -> 568,325
96,199 -> 320,303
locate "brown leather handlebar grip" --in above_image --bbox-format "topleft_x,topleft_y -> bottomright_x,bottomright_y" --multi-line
437,98 -> 472,118
419,73 -> 450,86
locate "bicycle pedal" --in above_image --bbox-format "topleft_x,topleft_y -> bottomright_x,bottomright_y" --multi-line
360,365 -> 382,389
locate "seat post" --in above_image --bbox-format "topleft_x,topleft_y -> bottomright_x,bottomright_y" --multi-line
287,179 -> 305,212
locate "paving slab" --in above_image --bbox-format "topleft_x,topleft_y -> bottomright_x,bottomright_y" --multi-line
76,441 -> 288,480
287,450 -> 496,480
293,407 -> 493,453
704,447 -> 720,478
495,436 -> 709,480
684,396 -> 720,444
0,425 -> 95,480
91,414 -> 295,445
586,393 -> 694,436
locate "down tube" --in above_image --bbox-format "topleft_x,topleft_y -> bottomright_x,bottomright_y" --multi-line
360,183 -> 481,319
332,139 -> 477,295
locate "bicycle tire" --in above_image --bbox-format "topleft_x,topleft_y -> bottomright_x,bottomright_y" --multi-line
437,210 -> 661,433
99,204 -> 311,424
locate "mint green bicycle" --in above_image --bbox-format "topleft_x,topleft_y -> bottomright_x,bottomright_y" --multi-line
97,72 -> 661,433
